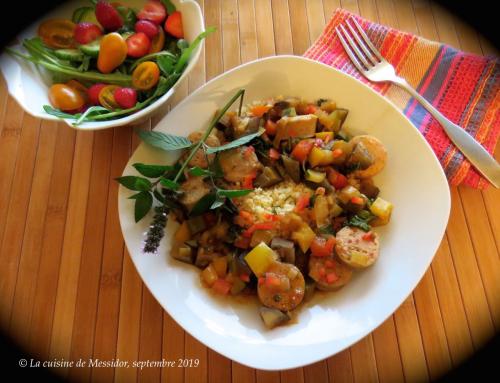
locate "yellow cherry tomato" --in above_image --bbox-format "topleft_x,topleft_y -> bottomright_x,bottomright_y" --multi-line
149,26 -> 165,53
38,19 -> 76,49
132,61 -> 160,90
97,32 -> 128,74
65,80 -> 88,103
48,83 -> 85,111
98,85 -> 121,109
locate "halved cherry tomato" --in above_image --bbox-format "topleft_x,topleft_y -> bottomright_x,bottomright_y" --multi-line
98,85 -> 120,109
87,83 -> 107,105
65,80 -> 88,103
48,83 -> 85,111
164,11 -> 183,38
97,32 -> 128,73
148,25 -> 165,53
310,236 -> 336,257
291,139 -> 314,162
38,19 -> 76,49
137,0 -> 167,25
126,32 -> 151,58
74,22 -> 102,44
132,61 -> 160,90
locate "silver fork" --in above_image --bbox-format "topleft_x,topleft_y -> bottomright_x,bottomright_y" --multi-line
336,17 -> 500,188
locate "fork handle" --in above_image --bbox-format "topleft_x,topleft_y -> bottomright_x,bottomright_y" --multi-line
393,77 -> 500,188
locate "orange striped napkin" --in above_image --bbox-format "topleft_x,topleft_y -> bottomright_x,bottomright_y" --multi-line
304,9 -> 499,189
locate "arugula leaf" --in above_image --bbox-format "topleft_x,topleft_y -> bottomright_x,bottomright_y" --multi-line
190,193 -> 216,216
74,106 -> 108,125
116,6 -> 137,31
160,0 -> 176,14
346,210 -> 375,232
217,189 -> 252,198
133,163 -> 173,178
131,191 -> 153,223
160,177 -> 180,190
72,6 -> 94,23
318,224 -> 335,235
137,130 -> 192,151
157,53 -> 178,75
174,27 -> 216,72
43,105 -> 78,119
188,167 -> 214,177
116,176 -> 152,191
205,130 -> 264,154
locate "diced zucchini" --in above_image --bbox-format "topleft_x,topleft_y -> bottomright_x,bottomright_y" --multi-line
259,307 -> 291,329
328,109 -> 348,133
230,278 -> 246,295
281,155 -> 301,182
244,242 -> 277,277
330,140 -> 353,165
171,246 -> 194,264
337,185 -> 362,205
349,251 -> 371,267
254,166 -> 282,188
291,224 -> 316,252
369,197 -> 393,221
308,147 -> 334,167
313,194 -> 329,227
305,169 -> 326,183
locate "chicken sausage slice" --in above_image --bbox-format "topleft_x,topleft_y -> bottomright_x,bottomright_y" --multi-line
308,255 -> 352,291
335,226 -> 380,268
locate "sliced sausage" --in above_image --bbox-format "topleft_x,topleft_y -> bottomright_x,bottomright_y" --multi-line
308,255 -> 352,291
258,261 -> 305,312
335,226 -> 380,268
219,146 -> 263,183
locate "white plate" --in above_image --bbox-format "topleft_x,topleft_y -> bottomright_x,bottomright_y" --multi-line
0,0 -> 204,130
118,56 -> 450,370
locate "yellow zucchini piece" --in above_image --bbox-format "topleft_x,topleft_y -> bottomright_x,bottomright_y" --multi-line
291,224 -> 316,252
315,131 -> 334,142
212,256 -> 228,278
244,242 -> 277,277
305,169 -> 326,183
313,195 -> 329,227
370,197 -> 393,220
201,264 -> 218,286
308,147 -> 334,167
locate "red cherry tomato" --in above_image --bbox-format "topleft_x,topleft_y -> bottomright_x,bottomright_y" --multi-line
74,22 -> 103,44
95,0 -> 123,31
134,20 -> 159,39
137,1 -> 166,25
164,11 -> 183,38
126,32 -> 151,58
113,87 -> 137,109
87,83 -> 107,105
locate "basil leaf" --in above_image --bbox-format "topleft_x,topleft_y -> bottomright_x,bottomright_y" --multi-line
160,178 -> 180,190
161,0 -> 176,14
188,167 -> 214,177
116,176 -> 152,191
190,193 -> 216,216
137,129 -> 192,151
153,188 -> 165,203
206,130 -> 263,154
217,189 -> 252,198
133,191 -> 153,223
72,6 -> 94,23
133,163 -> 173,178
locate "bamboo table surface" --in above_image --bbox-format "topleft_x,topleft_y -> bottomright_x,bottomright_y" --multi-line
1,1 -> 499,382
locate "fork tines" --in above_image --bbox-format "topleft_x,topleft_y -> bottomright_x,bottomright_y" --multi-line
336,17 -> 383,72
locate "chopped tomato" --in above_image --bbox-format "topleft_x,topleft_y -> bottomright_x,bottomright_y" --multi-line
324,259 -> 335,268
242,171 -> 257,189
332,148 -> 343,158
238,210 -> 254,226
350,196 -> 364,205
242,222 -> 275,238
326,272 -> 339,284
258,276 -> 265,285
362,231 -> 375,241
74,22 -> 102,44
243,146 -> 255,159
234,236 -> 250,249
239,273 -> 250,282
98,85 -> 120,109
65,80 -> 88,103
327,168 -> 348,189
164,11 -> 183,38
250,104 -> 271,117
264,119 -> 277,136
310,236 -> 336,257
269,148 -> 280,160
294,194 -> 310,212
212,279 -> 231,295
305,104 -> 317,114
291,139 -> 314,162
264,273 -> 281,288
318,267 -> 326,277
263,213 -> 280,222
149,25 -> 165,53
87,83 -> 107,105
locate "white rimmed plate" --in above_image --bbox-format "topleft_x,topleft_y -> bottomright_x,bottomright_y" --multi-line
118,56 -> 450,370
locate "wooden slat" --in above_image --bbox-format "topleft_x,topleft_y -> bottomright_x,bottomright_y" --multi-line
304,361 -> 328,383
372,318 -> 405,383
305,0 -> 326,42
288,0 -> 311,55
162,313 -> 185,383
327,350 -> 354,383
209,351 -> 232,383
350,335 -> 379,383
256,370 -> 280,383
238,0 -> 258,63
271,0 -> 293,55
232,363 -> 255,383
184,334 -> 208,383
204,0 -> 223,80
221,0 -> 241,71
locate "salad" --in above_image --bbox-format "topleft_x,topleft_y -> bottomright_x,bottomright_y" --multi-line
6,0 -> 213,124
118,90 -> 394,329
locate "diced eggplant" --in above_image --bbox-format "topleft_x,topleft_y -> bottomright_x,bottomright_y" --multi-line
281,155 -> 301,182
195,247 -> 218,268
359,179 -> 380,199
180,177 -> 212,212
254,166 -> 282,188
259,307 -> 291,329
329,109 -> 348,132
346,141 -> 374,170
273,114 -> 318,147
250,230 -> 275,248
294,249 -> 309,276
187,216 -> 207,235
230,278 -> 246,295
270,238 -> 295,264
172,245 -> 195,264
